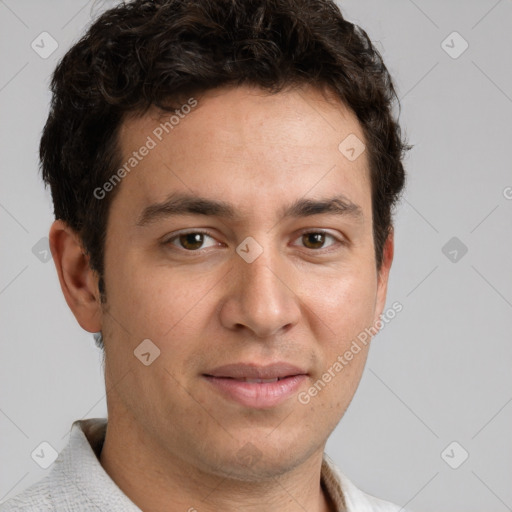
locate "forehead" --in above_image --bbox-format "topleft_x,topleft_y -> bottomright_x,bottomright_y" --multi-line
121,84 -> 366,157
112,84 -> 371,222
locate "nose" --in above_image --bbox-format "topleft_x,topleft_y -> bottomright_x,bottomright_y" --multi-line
218,247 -> 301,338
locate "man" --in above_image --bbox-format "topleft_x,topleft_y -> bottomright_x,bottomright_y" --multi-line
1,0 -> 411,510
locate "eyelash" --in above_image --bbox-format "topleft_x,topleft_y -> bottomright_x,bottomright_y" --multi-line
163,229 -> 344,252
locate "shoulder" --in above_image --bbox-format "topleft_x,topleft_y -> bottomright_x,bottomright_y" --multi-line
0,418 -> 108,512
1,418 -> 141,512
0,475 -> 56,511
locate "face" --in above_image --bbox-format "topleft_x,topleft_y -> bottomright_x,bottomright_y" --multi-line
96,84 -> 392,479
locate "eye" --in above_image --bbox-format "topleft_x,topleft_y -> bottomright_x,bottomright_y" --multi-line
166,231 -> 219,251
294,231 -> 340,250
164,230 -> 342,252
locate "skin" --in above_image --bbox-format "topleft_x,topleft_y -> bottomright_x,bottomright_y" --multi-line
49,83 -> 394,512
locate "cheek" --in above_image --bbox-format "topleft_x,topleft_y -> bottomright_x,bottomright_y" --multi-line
297,271 -> 375,426
105,257 -> 219,352
101,261 -> 213,403
300,263 -> 378,340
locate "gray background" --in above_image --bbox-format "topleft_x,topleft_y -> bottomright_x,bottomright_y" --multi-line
1,1 -> 511,511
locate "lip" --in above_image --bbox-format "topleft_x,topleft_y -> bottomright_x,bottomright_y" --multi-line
203,362 -> 308,409
205,362 -> 307,380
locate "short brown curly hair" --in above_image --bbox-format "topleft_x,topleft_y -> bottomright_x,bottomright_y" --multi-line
41,0 -> 409,304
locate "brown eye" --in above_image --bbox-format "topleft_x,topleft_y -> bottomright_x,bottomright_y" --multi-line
302,232 -> 326,249
166,231 -> 220,252
178,233 -> 205,250
295,231 -> 340,250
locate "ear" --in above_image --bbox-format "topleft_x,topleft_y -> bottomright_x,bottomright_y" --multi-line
373,226 -> 394,324
49,220 -> 103,333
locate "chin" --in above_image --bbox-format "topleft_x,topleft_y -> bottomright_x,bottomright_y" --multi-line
202,435 -> 321,482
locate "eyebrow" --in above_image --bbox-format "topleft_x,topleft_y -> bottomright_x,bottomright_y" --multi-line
136,192 -> 364,226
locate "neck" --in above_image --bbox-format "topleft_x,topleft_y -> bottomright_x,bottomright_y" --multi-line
99,415 -> 334,512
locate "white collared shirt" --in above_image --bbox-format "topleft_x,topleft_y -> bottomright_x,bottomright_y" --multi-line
0,418 -> 410,512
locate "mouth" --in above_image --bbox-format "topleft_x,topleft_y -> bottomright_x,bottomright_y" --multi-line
221,377 -> 287,383
202,362 -> 308,409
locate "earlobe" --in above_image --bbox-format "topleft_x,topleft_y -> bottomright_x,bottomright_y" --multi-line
49,220 -> 103,333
